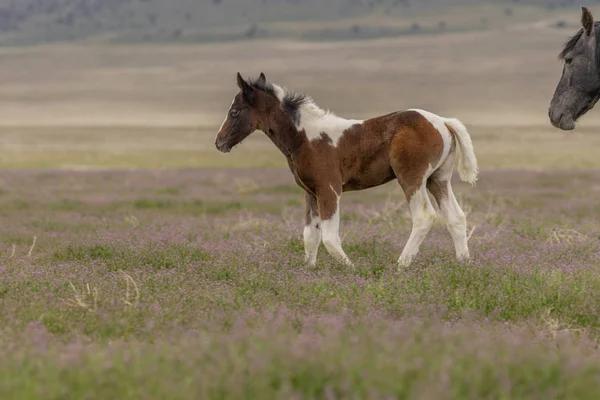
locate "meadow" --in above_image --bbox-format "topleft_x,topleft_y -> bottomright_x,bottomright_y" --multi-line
3,4 -> 600,399
3,168 -> 600,398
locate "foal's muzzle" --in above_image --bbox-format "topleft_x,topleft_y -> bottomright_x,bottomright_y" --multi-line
215,135 -> 232,153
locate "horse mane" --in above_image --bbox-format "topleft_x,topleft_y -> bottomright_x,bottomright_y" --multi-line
247,76 -> 327,125
559,28 -> 583,60
247,76 -> 277,97
559,21 -> 600,68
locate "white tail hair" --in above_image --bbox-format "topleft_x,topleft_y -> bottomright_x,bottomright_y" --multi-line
444,118 -> 479,185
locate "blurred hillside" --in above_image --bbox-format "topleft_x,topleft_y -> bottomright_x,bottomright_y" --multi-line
0,0 -> 594,46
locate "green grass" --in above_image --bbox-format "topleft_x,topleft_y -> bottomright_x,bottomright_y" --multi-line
0,149 -> 289,169
0,197 -> 278,217
2,167 -> 600,398
4,239 -> 600,340
0,322 -> 599,400
51,242 -> 211,271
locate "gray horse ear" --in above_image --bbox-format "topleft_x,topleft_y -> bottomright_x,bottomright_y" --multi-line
582,7 -> 595,36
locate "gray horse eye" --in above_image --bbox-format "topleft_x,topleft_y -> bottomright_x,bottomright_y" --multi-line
565,58 -> 573,65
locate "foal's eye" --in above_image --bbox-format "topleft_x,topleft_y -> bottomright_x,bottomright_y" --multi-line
230,109 -> 240,117
565,58 -> 573,65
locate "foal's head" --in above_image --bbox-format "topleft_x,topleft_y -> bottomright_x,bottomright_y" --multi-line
215,72 -> 295,153
549,7 -> 600,130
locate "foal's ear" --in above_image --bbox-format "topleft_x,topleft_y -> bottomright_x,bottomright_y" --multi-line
236,72 -> 257,105
582,7 -> 595,36
237,72 -> 249,90
257,72 -> 267,85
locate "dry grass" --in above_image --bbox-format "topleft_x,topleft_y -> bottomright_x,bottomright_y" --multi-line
3,124 -> 600,170
0,9 -> 596,170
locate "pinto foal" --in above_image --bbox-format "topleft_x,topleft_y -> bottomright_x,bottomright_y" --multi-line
215,73 -> 478,268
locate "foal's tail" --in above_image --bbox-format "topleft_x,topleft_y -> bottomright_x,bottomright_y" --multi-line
444,118 -> 479,186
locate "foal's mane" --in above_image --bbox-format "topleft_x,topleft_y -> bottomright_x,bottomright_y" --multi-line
559,21 -> 600,68
247,76 -> 327,125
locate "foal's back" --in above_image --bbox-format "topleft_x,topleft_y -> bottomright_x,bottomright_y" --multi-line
334,109 -> 450,193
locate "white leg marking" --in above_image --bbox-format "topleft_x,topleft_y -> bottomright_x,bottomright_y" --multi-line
303,217 -> 322,266
321,194 -> 353,267
438,182 -> 470,262
398,185 -> 437,268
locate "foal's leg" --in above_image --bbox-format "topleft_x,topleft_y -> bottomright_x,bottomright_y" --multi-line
427,178 -> 470,262
397,183 -> 437,268
317,185 -> 353,267
303,192 -> 321,266
426,150 -> 470,262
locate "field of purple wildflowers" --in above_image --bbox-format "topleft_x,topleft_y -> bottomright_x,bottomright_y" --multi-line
2,168 -> 600,398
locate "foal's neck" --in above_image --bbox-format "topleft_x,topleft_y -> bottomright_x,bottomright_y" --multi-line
266,121 -> 306,160
264,86 -> 361,159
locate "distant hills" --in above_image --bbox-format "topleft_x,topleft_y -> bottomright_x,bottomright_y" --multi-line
0,0 -> 593,46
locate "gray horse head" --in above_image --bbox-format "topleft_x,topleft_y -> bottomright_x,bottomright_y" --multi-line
549,7 -> 600,131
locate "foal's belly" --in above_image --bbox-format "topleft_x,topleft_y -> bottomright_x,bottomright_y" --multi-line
342,166 -> 396,192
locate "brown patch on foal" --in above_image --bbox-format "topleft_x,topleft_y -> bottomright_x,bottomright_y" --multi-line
336,112 -> 398,192
389,111 -> 445,200
295,133 -> 342,221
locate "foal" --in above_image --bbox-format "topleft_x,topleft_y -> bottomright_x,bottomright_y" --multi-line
215,73 -> 478,268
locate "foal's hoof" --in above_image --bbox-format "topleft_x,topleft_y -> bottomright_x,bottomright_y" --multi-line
304,256 -> 318,267
456,255 -> 472,265
335,257 -> 355,270
397,257 -> 413,270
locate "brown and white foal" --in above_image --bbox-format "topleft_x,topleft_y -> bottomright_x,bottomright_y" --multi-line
215,73 -> 479,268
